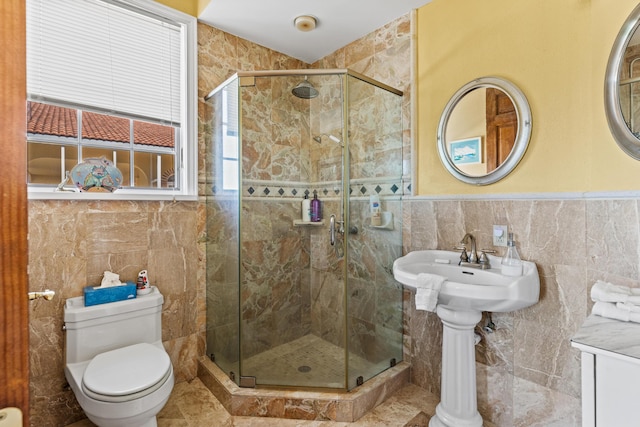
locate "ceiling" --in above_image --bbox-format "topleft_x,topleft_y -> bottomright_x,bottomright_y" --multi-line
198,0 -> 433,64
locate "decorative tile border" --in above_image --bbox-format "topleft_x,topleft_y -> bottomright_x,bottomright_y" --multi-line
209,177 -> 406,201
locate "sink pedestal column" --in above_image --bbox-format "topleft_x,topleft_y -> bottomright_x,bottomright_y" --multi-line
429,305 -> 483,427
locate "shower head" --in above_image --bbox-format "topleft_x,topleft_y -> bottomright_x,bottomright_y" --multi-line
313,134 -> 342,145
292,77 -> 319,99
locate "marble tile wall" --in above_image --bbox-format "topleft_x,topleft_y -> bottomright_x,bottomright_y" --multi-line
28,200 -> 204,427
239,199 -> 312,358
313,15 -> 413,179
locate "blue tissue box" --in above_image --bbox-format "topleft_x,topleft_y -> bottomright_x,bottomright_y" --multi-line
83,282 -> 137,306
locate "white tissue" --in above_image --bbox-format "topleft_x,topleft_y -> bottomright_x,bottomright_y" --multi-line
100,271 -> 122,288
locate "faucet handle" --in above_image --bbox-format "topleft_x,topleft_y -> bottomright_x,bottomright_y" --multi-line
478,249 -> 496,269
454,245 -> 469,263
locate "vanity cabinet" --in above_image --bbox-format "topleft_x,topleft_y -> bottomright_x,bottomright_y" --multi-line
572,315 -> 640,427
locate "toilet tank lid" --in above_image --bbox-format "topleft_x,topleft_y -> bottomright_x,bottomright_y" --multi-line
64,286 -> 163,323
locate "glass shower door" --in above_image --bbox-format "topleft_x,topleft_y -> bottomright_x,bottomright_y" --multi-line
205,71 -> 404,392
237,73 -> 348,389
205,77 -> 241,380
345,74 -> 404,390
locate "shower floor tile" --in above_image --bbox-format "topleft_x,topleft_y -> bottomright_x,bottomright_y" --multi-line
242,334 -> 375,388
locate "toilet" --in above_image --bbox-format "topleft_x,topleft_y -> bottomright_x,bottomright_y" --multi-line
63,286 -> 174,427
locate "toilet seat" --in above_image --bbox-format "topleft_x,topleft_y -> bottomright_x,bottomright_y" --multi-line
82,343 -> 172,403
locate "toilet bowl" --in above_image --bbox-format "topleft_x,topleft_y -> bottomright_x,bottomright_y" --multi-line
63,287 -> 174,427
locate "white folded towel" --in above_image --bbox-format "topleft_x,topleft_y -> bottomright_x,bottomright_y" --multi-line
590,280 -> 640,305
592,301 -> 640,323
617,302 -> 640,313
414,273 -> 445,312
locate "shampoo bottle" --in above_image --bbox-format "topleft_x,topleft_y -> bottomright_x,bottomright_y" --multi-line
370,194 -> 382,226
501,233 -> 523,277
301,194 -> 311,222
310,191 -> 321,222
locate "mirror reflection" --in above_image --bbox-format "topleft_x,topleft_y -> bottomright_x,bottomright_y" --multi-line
605,3 -> 640,160
437,76 -> 532,185
444,87 -> 517,177
619,29 -> 640,139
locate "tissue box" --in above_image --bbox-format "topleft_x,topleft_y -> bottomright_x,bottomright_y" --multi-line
83,282 -> 137,306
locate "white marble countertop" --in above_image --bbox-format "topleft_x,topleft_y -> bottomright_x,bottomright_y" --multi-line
571,314 -> 640,360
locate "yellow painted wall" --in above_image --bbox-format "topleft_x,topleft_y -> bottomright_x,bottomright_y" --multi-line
153,0 -> 198,16
416,0 -> 640,195
197,0 -> 211,15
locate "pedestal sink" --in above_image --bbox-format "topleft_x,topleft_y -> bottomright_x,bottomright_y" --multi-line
393,249 -> 540,427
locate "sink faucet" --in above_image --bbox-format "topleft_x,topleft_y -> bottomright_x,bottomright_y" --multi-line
456,233 -> 496,269
460,233 -> 478,263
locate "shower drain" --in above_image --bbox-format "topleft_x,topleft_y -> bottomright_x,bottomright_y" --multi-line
297,365 -> 312,373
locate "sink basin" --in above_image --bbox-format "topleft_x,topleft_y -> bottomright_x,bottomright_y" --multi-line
393,249 -> 539,312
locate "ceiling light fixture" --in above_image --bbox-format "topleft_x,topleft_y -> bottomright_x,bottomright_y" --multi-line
294,15 -> 317,32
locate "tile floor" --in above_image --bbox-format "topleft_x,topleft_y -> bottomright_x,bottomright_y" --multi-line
66,378 -> 498,426
240,334 -> 386,389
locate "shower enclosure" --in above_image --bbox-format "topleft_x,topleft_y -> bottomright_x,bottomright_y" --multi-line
204,69 -> 404,391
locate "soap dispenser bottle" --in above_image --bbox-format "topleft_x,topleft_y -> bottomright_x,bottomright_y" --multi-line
370,194 -> 382,226
310,191 -> 321,222
501,233 -> 523,277
301,194 -> 311,222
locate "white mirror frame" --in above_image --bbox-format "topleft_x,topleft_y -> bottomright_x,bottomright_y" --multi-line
437,76 -> 532,185
604,3 -> 640,160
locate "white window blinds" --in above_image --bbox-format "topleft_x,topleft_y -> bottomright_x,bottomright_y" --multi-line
27,0 -> 182,125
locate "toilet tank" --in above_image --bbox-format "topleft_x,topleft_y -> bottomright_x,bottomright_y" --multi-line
64,286 -> 164,364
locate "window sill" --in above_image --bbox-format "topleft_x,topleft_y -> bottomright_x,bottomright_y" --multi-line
27,187 -> 197,202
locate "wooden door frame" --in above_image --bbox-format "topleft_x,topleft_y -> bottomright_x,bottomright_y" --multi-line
0,0 -> 30,424
485,87 -> 517,173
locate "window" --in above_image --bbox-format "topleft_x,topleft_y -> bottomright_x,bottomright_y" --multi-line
26,0 -> 197,200
221,85 -> 239,191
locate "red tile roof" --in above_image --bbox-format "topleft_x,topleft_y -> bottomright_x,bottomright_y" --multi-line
133,120 -> 175,148
27,102 -> 175,148
82,111 -> 130,143
27,101 -> 77,138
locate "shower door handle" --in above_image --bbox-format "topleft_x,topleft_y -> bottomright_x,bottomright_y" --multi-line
329,214 -> 336,246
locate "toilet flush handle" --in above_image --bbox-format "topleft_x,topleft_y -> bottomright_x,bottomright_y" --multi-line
28,290 -> 55,301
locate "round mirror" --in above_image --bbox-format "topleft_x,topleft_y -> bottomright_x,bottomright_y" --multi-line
605,3 -> 640,160
437,76 -> 532,185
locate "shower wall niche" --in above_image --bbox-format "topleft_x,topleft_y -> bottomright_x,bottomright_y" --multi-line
205,69 -> 404,391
